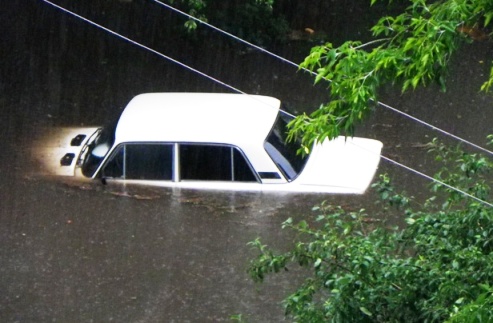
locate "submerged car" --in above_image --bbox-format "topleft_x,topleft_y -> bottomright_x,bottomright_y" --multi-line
43,93 -> 383,194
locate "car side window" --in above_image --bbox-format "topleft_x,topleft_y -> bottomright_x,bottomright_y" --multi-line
179,144 -> 256,182
103,143 -> 173,180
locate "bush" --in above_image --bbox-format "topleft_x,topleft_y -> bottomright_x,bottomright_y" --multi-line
166,0 -> 289,45
248,138 -> 493,322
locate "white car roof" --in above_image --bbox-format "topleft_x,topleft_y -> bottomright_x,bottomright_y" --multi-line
115,93 -> 281,147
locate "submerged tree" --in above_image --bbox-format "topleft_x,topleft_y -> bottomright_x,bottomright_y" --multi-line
288,0 -> 493,151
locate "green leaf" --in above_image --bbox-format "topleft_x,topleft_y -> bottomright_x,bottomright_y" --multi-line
360,307 -> 373,317
452,260 -> 459,269
485,12 -> 493,27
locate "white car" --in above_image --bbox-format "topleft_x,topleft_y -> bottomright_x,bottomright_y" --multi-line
42,93 -> 383,194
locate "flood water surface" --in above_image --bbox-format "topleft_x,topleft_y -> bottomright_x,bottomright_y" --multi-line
3,1 -> 493,321
1,162 -> 369,322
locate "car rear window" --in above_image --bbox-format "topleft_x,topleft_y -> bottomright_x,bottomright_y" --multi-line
264,111 -> 307,181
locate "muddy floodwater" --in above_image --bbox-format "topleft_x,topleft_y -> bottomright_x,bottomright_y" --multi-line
2,1 -> 493,321
2,143 -> 374,322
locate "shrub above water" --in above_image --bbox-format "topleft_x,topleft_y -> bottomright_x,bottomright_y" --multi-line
248,138 -> 493,322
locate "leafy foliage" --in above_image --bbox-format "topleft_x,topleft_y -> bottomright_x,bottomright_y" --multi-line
248,138 -> 493,322
166,0 -> 208,31
211,0 -> 289,45
290,0 -> 493,151
164,0 -> 289,44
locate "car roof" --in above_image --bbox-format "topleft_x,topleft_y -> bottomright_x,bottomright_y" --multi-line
114,93 -> 282,147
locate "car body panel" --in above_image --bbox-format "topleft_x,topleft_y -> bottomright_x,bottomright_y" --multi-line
115,93 -> 280,145
38,93 -> 383,194
293,137 -> 384,194
32,127 -> 99,176
99,138 -> 382,194
96,93 -> 284,181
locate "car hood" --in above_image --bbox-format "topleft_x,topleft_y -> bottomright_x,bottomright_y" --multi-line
293,137 -> 383,194
31,127 -> 100,176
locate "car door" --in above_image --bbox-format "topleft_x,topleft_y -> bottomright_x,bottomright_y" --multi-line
101,143 -> 174,183
175,143 -> 263,191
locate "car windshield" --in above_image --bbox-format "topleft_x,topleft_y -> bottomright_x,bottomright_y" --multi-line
264,110 -> 307,181
81,120 -> 118,178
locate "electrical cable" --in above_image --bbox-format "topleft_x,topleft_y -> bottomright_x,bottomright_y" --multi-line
39,0 -> 296,118
39,1 -> 236,94
349,141 -> 493,208
150,0 -> 493,157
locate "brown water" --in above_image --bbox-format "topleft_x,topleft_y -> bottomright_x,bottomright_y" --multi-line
2,1 -> 493,321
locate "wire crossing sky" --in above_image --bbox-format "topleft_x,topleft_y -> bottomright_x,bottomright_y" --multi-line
150,0 -> 493,157
39,0 -> 493,208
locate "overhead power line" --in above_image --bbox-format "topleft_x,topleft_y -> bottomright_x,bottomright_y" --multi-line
39,0 -> 493,208
350,141 -> 493,208
150,0 -> 493,157
39,1 -> 241,94
38,1 -> 298,118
